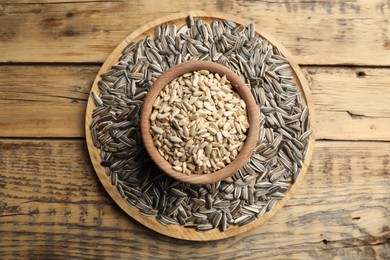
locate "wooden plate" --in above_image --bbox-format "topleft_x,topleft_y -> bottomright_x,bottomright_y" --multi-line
85,11 -> 316,241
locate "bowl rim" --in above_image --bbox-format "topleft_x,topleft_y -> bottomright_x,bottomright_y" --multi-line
140,60 -> 260,185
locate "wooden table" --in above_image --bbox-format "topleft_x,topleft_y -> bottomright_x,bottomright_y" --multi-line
1,1 -> 389,259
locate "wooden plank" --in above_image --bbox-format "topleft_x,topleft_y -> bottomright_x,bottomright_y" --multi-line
1,65 -> 389,140
307,67 -> 390,141
0,140 -> 388,258
0,65 -> 98,137
0,1 -> 389,65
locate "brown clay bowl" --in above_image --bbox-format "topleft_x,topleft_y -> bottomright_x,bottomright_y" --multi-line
140,60 -> 260,185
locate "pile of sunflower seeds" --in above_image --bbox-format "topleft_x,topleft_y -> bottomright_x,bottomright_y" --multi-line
150,70 -> 249,174
90,16 -> 312,231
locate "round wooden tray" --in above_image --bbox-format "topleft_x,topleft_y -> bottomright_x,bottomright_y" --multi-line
85,11 -> 316,241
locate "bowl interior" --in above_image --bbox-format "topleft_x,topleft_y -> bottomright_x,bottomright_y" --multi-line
140,60 -> 260,185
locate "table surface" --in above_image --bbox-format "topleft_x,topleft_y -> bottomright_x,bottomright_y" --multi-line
0,1 -> 389,259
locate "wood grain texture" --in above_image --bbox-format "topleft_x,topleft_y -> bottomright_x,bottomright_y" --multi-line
307,67 -> 390,141
0,0 -> 387,257
0,139 -> 388,258
84,12 -> 315,240
0,65 -> 97,137
1,66 -> 389,140
0,0 -> 389,65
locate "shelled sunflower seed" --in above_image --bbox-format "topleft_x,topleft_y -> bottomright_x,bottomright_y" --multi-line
90,16 -> 312,232
150,70 -> 249,174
